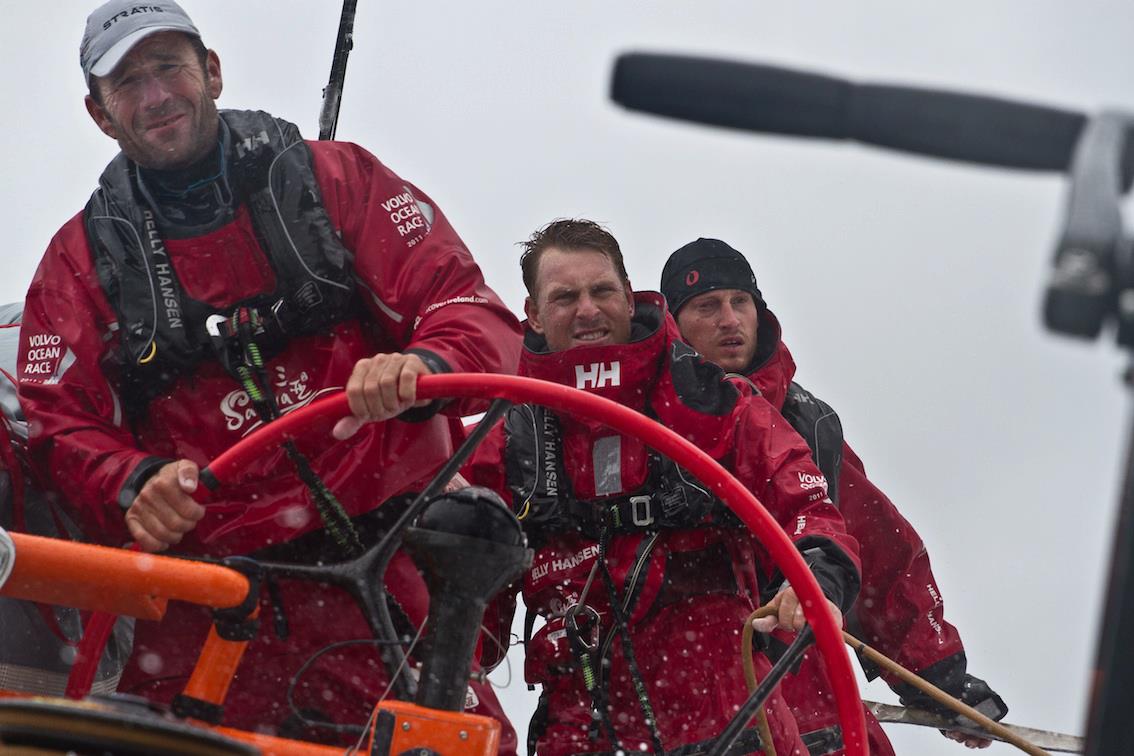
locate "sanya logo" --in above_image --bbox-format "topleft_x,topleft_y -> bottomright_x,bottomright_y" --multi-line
574,361 -> 620,390
219,367 -> 337,436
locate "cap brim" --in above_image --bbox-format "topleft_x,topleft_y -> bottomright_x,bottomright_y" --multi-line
89,25 -> 197,78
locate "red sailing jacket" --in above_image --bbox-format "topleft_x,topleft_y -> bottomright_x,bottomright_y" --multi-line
17,139 -> 521,557
744,310 -> 966,753
746,311 -> 964,677
470,293 -> 860,756
15,138 -> 523,749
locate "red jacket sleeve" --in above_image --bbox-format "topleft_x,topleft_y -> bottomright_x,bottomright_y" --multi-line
310,142 -> 522,415
839,442 -> 966,679
464,420 -> 508,497
730,395 -> 861,611
17,216 -> 154,544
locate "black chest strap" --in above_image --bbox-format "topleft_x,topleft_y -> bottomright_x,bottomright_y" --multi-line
503,404 -> 736,541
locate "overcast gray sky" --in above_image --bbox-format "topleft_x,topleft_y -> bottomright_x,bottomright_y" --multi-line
3,2 -> 1132,753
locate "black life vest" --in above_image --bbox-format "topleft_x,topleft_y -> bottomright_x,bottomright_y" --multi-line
780,381 -> 844,504
84,110 -> 355,413
502,404 -> 737,544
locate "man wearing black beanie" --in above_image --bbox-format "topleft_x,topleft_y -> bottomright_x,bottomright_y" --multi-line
662,239 -> 1009,754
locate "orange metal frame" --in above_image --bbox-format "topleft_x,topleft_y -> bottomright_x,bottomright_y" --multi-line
366,701 -> 500,756
2,532 -> 248,620
1,533 -> 255,740
0,531 -> 498,755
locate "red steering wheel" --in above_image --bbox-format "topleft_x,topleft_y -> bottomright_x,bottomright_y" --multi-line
202,373 -> 868,756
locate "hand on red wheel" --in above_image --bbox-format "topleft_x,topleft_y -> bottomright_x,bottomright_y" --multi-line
125,460 -> 205,552
333,352 -> 433,440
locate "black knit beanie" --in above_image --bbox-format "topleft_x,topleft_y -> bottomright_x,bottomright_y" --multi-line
660,238 -> 763,315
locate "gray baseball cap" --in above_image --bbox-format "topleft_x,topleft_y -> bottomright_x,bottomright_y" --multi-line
80,1 -> 200,82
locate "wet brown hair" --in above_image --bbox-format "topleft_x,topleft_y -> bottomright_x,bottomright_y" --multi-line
520,218 -> 629,298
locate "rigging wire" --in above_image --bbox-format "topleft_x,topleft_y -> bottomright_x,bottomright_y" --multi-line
287,617 -> 427,737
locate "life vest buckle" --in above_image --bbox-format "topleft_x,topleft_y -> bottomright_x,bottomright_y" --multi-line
629,495 -> 655,527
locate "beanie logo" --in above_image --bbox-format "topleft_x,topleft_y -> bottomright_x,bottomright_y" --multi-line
685,270 -> 699,286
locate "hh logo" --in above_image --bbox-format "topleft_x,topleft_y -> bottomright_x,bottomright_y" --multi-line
235,129 -> 271,158
575,361 -> 620,390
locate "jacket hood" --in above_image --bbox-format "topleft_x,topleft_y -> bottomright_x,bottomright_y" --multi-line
520,290 -> 741,461
733,308 -> 796,411
520,291 -> 672,414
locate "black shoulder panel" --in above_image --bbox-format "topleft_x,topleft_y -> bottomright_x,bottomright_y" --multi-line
503,404 -> 571,536
669,340 -> 740,416
781,381 -> 845,504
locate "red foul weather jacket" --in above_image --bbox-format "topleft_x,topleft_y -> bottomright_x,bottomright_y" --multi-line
17,133 -> 521,748
741,309 -> 968,755
470,293 -> 860,756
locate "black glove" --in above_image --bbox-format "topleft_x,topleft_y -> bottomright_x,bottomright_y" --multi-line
953,674 -> 1009,722
900,674 -> 1008,723
900,674 -> 1009,747
896,654 -> 1008,724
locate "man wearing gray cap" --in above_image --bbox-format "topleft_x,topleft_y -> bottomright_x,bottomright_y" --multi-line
17,0 -> 521,748
662,238 -> 1008,754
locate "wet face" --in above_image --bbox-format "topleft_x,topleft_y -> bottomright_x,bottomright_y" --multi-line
85,32 -> 222,170
525,247 -> 635,352
675,288 -> 759,372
